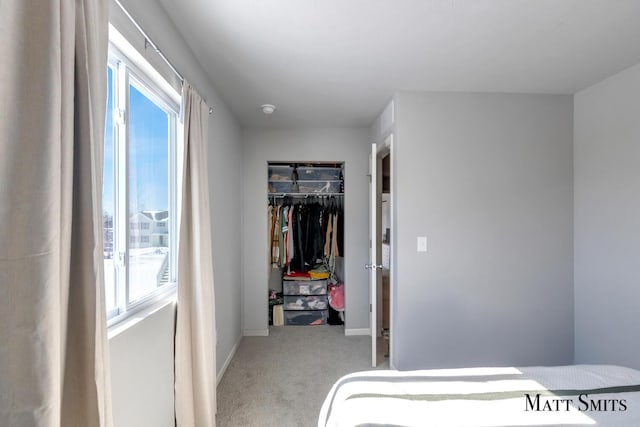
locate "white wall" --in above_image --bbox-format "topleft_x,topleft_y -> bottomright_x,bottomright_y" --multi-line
109,1 -> 243,425
393,92 -> 574,369
109,304 -> 175,427
574,62 -> 640,370
242,128 -> 370,334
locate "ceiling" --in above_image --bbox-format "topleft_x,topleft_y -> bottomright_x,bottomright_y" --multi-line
157,0 -> 640,128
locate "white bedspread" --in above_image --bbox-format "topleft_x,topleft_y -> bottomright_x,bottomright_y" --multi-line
318,365 -> 640,426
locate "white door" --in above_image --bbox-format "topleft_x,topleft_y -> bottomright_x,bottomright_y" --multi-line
368,143 -> 383,367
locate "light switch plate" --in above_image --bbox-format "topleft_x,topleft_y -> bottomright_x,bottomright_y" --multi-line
417,236 -> 427,252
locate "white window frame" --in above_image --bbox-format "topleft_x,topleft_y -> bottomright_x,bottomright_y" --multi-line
105,32 -> 181,327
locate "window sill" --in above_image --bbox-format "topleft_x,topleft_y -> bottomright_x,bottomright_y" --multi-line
107,292 -> 176,340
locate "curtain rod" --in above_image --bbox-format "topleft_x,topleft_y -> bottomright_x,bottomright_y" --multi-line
113,0 -> 214,115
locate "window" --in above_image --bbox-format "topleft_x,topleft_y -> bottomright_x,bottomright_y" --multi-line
103,41 -> 180,323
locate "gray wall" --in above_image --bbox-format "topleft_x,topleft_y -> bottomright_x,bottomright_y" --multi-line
393,92 -> 574,369
574,62 -> 640,370
242,128 -> 370,334
109,1 -> 243,425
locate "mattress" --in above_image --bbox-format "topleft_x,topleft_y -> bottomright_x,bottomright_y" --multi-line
318,364 -> 640,426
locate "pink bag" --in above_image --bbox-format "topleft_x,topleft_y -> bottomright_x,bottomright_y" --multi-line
328,283 -> 345,311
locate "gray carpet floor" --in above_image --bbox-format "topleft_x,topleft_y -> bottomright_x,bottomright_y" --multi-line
216,325 -> 388,427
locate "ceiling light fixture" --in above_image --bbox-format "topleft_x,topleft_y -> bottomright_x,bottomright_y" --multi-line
261,104 -> 276,115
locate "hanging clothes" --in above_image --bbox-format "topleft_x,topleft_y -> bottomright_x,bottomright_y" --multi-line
271,204 -> 281,267
268,205 -> 273,265
278,205 -> 287,268
337,206 -> 344,255
287,205 -> 294,267
304,203 -> 324,265
268,198 -> 343,273
323,212 -> 332,258
331,212 -> 339,258
294,203 -> 305,271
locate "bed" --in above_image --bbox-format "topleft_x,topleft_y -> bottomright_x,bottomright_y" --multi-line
318,364 -> 640,426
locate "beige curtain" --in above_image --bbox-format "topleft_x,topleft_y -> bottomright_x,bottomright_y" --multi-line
175,83 -> 217,427
0,0 -> 112,426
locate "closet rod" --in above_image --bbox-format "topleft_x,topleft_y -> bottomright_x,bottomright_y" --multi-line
269,193 -> 344,198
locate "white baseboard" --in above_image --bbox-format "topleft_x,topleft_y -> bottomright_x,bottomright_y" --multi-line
243,329 -> 269,337
217,335 -> 242,385
345,328 -> 370,336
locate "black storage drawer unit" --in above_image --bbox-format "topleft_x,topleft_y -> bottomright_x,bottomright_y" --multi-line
282,279 -> 327,295
282,278 -> 328,325
284,295 -> 328,311
284,310 -> 328,326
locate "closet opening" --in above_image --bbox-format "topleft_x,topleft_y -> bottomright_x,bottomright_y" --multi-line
267,162 -> 345,328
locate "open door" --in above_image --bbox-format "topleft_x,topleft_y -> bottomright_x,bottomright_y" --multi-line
367,143 -> 384,367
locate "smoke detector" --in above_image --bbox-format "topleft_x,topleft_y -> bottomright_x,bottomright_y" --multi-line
261,104 -> 276,115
